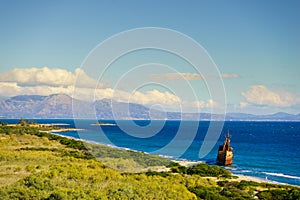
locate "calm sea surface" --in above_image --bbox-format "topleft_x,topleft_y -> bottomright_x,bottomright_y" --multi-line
2,119 -> 300,186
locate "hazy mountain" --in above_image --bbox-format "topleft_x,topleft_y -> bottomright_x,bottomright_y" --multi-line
0,94 -> 73,118
94,99 -> 154,119
226,112 -> 300,121
0,94 -> 299,121
0,94 -> 155,119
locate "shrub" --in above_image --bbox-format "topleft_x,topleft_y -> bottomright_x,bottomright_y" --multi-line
187,164 -> 232,177
217,180 -> 229,187
25,165 -> 36,172
257,188 -> 300,200
188,185 -> 226,200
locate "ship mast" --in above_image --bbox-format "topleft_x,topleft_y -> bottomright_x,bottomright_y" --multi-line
223,129 -> 231,151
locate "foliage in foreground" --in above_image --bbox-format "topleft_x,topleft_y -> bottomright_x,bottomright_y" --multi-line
0,124 -> 299,199
0,161 -> 196,200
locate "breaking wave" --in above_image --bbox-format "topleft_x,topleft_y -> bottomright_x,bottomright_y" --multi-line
262,172 -> 300,180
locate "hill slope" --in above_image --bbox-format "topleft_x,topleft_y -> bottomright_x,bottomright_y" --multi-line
0,125 -> 299,199
0,94 -> 299,120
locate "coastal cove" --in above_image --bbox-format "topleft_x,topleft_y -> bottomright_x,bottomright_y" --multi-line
1,119 -> 300,186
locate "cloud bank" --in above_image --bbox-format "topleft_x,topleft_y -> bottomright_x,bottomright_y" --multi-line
0,67 -> 102,88
0,67 -> 217,111
242,85 -> 296,107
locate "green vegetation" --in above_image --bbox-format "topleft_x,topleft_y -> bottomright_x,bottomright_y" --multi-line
167,162 -> 232,178
187,164 -> 232,178
87,143 -> 171,169
0,123 -> 299,199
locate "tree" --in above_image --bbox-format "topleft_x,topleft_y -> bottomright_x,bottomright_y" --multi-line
18,118 -> 27,126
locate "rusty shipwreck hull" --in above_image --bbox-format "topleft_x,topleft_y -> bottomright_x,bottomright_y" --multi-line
216,131 -> 233,166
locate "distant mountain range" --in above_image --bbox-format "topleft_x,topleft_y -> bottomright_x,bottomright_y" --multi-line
0,94 -> 299,121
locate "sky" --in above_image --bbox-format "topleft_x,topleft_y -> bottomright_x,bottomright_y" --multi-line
0,0 -> 299,114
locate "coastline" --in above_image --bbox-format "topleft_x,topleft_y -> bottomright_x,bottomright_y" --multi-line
3,125 -> 299,199
1,121 -> 298,187
234,174 -> 272,184
45,130 -> 297,187
171,159 -> 278,185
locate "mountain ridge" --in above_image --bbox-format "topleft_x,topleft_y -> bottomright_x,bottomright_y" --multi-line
0,94 -> 299,121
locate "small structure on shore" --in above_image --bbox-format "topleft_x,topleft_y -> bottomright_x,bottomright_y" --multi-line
216,130 -> 233,165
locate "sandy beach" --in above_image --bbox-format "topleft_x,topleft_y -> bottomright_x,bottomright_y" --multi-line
172,160 -> 204,167
234,174 -> 271,183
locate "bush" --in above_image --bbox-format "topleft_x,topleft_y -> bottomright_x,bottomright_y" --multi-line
166,161 -> 180,168
187,164 -> 232,177
257,188 -> 300,200
145,171 -> 170,177
188,185 -> 226,200
25,165 -> 36,172
45,192 -> 66,200
217,180 -> 229,187
236,180 -> 260,190
23,175 -> 54,191
89,144 -> 171,167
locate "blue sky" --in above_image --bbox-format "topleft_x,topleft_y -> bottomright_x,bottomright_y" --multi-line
0,0 -> 299,114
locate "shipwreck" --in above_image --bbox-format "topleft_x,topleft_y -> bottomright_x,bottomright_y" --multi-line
216,130 -> 233,165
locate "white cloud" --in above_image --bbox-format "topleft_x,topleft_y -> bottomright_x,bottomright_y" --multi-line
0,67 -> 103,88
188,99 -> 220,109
0,67 -> 221,112
0,81 -> 74,97
97,89 -> 219,111
242,85 -> 295,107
94,89 -> 181,107
221,74 -> 239,78
132,90 -> 181,106
150,73 -> 239,81
0,67 -> 108,98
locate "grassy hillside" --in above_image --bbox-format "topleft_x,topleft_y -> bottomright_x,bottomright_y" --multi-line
0,125 -> 299,199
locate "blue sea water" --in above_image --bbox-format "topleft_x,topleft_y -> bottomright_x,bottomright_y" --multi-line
2,119 -> 300,186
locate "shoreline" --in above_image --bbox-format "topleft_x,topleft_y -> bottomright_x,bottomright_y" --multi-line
171,159 -> 281,185
44,130 -> 299,187
234,174 -> 273,184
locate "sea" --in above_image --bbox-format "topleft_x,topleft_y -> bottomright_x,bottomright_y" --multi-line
2,119 -> 300,186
